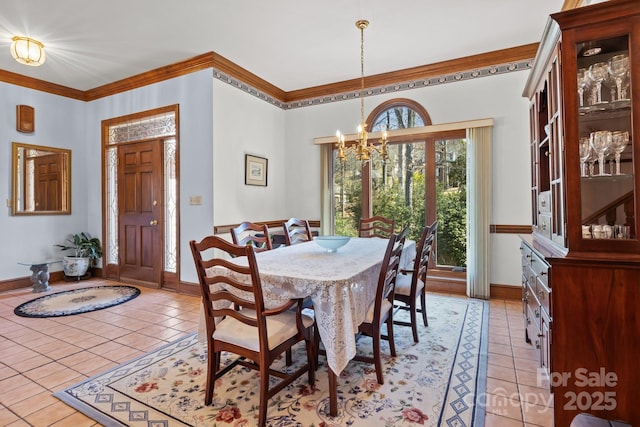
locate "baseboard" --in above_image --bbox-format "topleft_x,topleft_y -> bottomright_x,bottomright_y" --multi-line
0,271 -> 66,293
426,274 -> 467,295
426,275 -> 521,300
0,277 -> 32,293
490,283 -> 522,300
178,282 -> 201,296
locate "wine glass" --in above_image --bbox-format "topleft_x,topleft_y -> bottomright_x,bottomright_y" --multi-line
610,130 -> 630,175
588,62 -> 609,104
579,137 -> 592,177
587,144 -> 598,177
603,71 -> 618,103
608,54 -> 630,101
590,131 -> 612,176
577,68 -> 591,107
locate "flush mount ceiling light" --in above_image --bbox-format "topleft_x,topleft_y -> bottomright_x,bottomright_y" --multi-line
10,36 -> 46,66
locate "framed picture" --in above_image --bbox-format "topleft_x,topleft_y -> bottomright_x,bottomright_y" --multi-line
245,154 -> 268,186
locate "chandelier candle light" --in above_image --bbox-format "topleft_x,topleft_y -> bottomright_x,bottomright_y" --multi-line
336,20 -> 388,162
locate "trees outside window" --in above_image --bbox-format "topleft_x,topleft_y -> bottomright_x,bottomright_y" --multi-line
332,99 -> 467,269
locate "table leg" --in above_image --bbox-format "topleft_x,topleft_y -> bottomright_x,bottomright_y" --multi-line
328,367 -> 338,416
30,264 -> 51,293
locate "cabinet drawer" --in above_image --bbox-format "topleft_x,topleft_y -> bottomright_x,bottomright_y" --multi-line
520,243 -> 533,274
535,277 -> 551,316
540,309 -> 551,377
530,251 -> 550,288
538,190 -> 551,213
526,300 -> 541,347
520,242 -> 532,261
538,214 -> 552,239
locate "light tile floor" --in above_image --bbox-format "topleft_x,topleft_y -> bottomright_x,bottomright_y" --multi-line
486,299 -> 554,426
0,280 -> 553,426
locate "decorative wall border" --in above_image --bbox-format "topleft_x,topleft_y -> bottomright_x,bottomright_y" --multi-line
212,59 -> 533,111
212,69 -> 286,109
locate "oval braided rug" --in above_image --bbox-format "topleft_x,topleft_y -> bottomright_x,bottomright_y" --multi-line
14,285 -> 140,318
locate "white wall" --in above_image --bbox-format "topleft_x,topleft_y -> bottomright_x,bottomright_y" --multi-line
212,79 -> 286,226
284,71 -> 532,287
1,82 -> 86,279
85,69 -> 213,284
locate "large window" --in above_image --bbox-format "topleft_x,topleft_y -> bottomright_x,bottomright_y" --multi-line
332,99 -> 467,270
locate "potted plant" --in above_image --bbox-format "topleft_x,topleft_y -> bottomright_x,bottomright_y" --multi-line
56,232 -> 103,279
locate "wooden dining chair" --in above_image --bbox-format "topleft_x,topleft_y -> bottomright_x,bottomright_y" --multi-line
282,217 -> 313,245
230,221 -> 273,251
190,235 -> 315,427
393,222 -> 436,343
352,231 -> 405,384
359,215 -> 395,238
426,220 -> 438,242
282,217 -> 315,359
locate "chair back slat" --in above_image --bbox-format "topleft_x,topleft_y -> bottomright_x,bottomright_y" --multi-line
283,218 -> 313,245
359,215 -> 395,238
230,221 -> 273,251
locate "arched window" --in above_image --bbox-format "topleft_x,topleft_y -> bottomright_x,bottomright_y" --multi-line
332,98 -> 467,270
367,98 -> 431,131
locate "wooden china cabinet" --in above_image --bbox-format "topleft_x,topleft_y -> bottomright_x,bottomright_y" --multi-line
522,1 -> 640,426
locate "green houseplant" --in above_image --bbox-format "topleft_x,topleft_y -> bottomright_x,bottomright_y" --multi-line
56,232 -> 103,278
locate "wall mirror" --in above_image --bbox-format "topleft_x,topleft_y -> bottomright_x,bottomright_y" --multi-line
12,142 -> 71,215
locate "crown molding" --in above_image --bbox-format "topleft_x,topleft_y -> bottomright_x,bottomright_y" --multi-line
2,43 -> 538,108
85,52 -> 216,101
284,43 -> 539,103
0,68 -> 85,100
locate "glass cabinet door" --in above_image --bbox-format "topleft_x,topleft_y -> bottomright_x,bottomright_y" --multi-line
577,34 -> 634,242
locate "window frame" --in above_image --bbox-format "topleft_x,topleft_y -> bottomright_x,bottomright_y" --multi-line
360,99 -> 433,218
332,98 -> 467,274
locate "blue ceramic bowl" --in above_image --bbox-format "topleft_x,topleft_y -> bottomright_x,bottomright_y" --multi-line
313,236 -> 350,252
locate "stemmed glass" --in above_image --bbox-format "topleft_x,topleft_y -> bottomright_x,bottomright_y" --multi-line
603,71 -> 618,103
608,54 -> 630,101
587,143 -> 598,177
610,131 -> 630,175
577,68 -> 590,108
579,137 -> 592,177
588,62 -> 609,105
590,131 -> 612,176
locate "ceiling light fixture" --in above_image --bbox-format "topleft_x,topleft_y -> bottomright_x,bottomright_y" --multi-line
336,20 -> 388,163
10,36 -> 46,66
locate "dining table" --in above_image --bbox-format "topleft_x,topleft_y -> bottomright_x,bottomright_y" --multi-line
198,236 -> 416,416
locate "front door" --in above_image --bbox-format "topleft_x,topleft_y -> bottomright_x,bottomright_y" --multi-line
117,140 -> 163,286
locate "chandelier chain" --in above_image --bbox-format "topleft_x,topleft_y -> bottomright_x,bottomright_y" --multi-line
360,20 -> 366,131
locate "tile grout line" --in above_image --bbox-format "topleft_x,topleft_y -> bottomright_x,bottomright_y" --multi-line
506,300 -> 528,426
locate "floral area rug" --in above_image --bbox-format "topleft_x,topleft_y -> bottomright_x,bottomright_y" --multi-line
54,294 -> 487,426
13,285 -> 140,318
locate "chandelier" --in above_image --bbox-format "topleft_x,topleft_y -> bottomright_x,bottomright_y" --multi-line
336,20 -> 388,162
10,36 -> 46,66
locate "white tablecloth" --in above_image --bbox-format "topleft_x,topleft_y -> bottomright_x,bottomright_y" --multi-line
198,237 -> 416,375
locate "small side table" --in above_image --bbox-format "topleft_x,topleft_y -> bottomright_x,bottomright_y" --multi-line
18,261 -> 60,293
